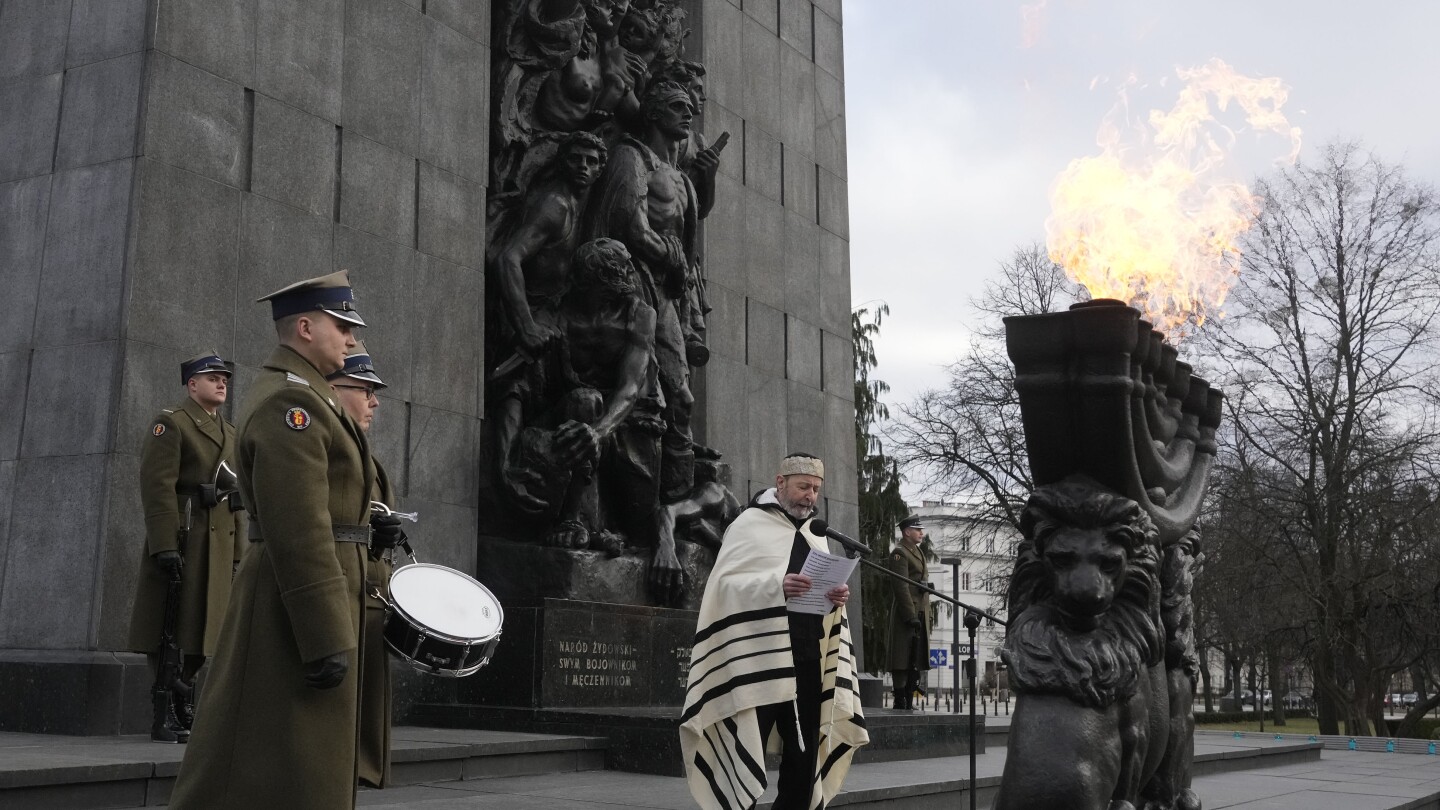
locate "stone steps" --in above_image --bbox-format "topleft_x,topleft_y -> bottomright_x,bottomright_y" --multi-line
0,727 -> 606,809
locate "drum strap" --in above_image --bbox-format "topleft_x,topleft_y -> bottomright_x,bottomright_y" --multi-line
247,523 -> 371,544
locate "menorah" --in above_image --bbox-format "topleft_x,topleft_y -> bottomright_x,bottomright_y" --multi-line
994,299 -> 1218,810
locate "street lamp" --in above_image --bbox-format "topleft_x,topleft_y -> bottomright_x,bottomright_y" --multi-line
940,556 -> 962,715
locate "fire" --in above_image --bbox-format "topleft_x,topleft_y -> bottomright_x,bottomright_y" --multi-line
1045,59 -> 1302,336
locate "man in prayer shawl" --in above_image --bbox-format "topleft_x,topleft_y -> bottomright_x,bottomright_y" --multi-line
680,453 -> 869,810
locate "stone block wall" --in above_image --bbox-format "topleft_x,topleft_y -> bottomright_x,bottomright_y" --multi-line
689,0 -> 856,532
0,0 -> 490,733
0,0 -> 855,731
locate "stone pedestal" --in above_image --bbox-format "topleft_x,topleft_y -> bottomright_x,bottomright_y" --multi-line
475,536 -> 716,613
450,598 -> 696,710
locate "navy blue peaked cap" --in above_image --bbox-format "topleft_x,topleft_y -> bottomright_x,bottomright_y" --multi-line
181,352 -> 231,384
257,270 -> 366,326
326,343 -> 388,389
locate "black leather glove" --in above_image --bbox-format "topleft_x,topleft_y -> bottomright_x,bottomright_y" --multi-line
907,618 -> 924,631
304,651 -> 349,689
155,550 -> 183,581
370,512 -> 406,553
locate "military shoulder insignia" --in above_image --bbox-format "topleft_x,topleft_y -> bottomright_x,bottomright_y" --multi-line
285,372 -> 311,386
285,407 -> 311,430
151,423 -> 166,437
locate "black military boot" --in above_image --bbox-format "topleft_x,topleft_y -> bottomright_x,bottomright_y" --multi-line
172,677 -> 196,732
151,689 -> 190,743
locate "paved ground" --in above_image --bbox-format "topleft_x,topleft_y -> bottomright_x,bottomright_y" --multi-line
6,719 -> 1440,808
352,731 -> 1440,809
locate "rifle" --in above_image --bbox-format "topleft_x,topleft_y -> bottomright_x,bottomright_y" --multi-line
152,501 -> 192,740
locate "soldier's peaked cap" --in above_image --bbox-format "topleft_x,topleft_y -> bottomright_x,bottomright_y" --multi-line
326,342 -> 388,390
257,270 -> 366,326
898,514 -> 924,530
181,351 -> 231,385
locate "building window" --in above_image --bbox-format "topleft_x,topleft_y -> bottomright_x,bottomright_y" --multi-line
961,536 -> 971,552
986,537 -> 995,554
962,572 -> 970,590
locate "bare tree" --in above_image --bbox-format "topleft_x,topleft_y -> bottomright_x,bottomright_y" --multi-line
888,243 -> 1086,534
1200,140 -> 1440,735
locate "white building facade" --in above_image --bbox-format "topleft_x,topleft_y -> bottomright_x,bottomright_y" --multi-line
907,500 -> 1017,700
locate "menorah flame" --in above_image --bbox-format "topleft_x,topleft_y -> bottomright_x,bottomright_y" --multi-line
1046,59 -> 1302,337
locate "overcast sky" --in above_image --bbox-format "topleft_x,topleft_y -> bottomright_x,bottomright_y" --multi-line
842,1 -> 1440,422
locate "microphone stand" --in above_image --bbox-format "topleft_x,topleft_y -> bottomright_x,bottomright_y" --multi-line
839,547 -> 1006,810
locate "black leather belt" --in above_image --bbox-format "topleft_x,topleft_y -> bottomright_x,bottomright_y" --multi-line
248,522 -> 371,544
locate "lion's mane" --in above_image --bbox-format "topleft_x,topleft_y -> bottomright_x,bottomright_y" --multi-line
1001,478 -> 1163,709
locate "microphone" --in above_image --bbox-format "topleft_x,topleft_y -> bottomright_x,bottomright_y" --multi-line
807,519 -> 872,557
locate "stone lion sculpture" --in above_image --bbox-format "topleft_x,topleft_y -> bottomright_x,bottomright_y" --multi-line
994,477 -> 1200,810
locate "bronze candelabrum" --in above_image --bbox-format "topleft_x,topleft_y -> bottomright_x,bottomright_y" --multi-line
995,299 -> 1218,810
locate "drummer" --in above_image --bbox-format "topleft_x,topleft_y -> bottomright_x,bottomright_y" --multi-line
327,343 -> 404,789
168,271 -> 386,810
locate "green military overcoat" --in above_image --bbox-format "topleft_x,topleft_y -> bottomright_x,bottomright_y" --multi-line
358,460 -> 396,789
885,541 -> 932,672
168,346 -> 380,810
127,397 -> 245,657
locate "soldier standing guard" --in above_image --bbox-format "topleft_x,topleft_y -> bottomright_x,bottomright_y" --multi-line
886,514 -> 932,710
128,352 -> 245,743
326,344 -> 407,789
168,271 -> 382,810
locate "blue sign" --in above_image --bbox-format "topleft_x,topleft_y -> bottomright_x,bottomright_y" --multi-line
930,649 -> 948,668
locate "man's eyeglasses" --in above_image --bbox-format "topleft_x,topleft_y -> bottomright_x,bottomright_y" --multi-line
334,384 -> 378,401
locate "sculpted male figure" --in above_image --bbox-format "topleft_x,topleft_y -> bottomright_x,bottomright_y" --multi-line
586,79 -> 701,502
489,132 -> 608,359
127,352 -> 245,743
169,271 -> 381,810
550,239 -> 690,595
489,132 -> 608,514
494,0 -> 641,189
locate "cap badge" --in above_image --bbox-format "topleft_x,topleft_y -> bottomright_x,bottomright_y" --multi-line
285,407 -> 311,430
152,424 -> 166,437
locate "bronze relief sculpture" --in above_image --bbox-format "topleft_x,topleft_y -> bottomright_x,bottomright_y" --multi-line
485,0 -> 731,608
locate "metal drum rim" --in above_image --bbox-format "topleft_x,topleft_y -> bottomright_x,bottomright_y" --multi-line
387,562 -> 505,642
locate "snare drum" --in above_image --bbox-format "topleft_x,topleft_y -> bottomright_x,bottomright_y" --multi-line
382,563 -> 503,677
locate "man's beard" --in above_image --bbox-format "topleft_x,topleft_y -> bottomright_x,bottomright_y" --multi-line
776,492 -> 812,520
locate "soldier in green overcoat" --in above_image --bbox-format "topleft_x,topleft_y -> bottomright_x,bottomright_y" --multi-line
886,514 -> 932,710
169,272 -> 381,810
327,344 -> 408,789
128,352 -> 246,742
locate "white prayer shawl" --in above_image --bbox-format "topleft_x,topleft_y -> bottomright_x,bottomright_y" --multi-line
680,500 -> 869,810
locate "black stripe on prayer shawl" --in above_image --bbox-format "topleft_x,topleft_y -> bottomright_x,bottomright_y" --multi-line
725,715 -> 767,783
819,742 -> 854,778
692,750 -> 734,810
681,666 -> 797,723
686,627 -> 789,672
693,605 -> 789,645
715,719 -> 761,807
687,646 -> 793,700
702,724 -> 745,804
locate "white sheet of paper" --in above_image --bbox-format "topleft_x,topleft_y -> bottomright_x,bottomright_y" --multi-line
785,548 -> 860,615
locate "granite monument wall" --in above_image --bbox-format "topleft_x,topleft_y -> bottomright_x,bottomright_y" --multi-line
0,0 -> 854,733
